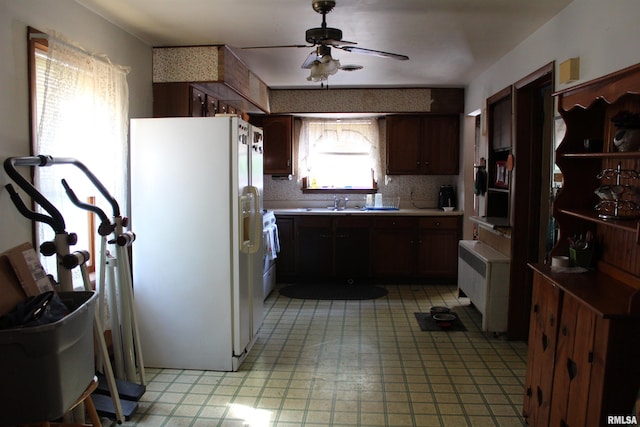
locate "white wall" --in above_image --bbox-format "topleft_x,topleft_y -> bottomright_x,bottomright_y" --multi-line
466,0 -> 640,113
0,0 -> 152,252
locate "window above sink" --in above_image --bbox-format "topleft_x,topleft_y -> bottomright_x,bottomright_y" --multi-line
299,117 -> 381,193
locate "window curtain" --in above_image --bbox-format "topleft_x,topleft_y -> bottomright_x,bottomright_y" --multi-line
298,117 -> 382,187
35,34 -> 130,284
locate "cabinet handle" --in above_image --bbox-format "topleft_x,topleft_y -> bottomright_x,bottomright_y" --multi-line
198,94 -> 206,117
561,324 -> 568,336
541,333 -> 548,352
287,159 -> 291,167
536,386 -> 543,407
533,304 -> 539,313
567,357 -> 578,381
435,221 -> 441,227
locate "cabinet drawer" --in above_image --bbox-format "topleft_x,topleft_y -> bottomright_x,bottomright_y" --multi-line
295,216 -> 332,227
372,217 -> 417,229
419,216 -> 458,230
335,216 -> 371,228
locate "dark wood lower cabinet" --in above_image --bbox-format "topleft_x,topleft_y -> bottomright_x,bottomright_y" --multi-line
523,266 -> 640,427
295,216 -> 333,278
371,217 -> 417,278
274,216 -> 295,277
275,214 -> 461,282
416,217 -> 460,279
334,216 -> 370,280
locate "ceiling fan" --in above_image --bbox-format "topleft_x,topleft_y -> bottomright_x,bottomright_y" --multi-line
242,0 -> 409,82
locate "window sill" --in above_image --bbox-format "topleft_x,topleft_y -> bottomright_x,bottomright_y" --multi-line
302,187 -> 377,194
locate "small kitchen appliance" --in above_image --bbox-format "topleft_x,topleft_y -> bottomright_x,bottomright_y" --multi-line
438,185 -> 456,210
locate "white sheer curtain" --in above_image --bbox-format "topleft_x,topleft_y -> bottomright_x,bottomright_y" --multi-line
35,34 -> 130,283
298,117 -> 382,188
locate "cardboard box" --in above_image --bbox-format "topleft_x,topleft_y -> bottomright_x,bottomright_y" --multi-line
0,242 -> 55,316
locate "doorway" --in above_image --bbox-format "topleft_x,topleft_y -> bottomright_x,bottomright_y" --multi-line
507,62 -> 554,340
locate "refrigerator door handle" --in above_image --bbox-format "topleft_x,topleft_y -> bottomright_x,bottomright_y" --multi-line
240,186 -> 261,254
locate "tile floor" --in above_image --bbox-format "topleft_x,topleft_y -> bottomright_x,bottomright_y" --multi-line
119,284 -> 528,427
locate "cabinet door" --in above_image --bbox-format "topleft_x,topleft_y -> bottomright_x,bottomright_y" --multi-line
491,96 -> 512,151
295,216 -> 333,277
190,87 -> 207,117
549,294 -> 597,427
523,273 -> 562,427
335,217 -> 370,280
371,217 -> 417,277
275,216 -> 295,277
423,115 -> 460,175
153,82 -> 192,117
204,94 -> 218,116
263,115 -> 293,175
386,115 -> 422,174
416,217 -> 460,278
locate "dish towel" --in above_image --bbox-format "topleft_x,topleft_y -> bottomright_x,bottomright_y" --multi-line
474,167 -> 487,196
264,224 -> 280,261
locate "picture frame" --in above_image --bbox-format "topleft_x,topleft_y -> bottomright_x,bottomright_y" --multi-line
495,160 -> 509,188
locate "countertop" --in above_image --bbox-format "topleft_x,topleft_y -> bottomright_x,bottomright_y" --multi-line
270,207 -> 463,216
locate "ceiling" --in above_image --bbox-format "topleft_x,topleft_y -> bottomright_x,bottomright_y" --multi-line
74,0 -> 573,89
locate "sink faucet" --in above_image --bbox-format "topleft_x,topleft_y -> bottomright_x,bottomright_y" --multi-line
333,196 -> 349,210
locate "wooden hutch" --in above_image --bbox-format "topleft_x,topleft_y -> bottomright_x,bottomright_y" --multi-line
523,64 -> 640,426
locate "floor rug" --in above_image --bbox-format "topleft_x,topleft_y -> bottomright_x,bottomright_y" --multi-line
279,284 -> 388,300
414,312 -> 467,332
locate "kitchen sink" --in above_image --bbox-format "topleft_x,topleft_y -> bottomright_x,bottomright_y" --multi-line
297,207 -> 366,213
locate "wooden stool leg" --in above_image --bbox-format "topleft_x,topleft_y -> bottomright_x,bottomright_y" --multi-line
84,396 -> 101,427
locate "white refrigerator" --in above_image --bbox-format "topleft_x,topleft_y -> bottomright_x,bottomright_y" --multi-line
130,116 -> 264,371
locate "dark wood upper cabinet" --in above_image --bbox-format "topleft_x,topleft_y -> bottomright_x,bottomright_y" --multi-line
386,114 -> 460,175
423,115 -> 460,175
486,87 -> 513,219
262,115 -> 294,175
153,82 -> 225,118
386,115 -> 423,174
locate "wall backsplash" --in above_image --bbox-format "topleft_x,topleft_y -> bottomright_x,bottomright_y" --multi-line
263,174 -> 457,209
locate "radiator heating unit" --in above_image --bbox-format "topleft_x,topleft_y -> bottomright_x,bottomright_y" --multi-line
457,240 -> 510,333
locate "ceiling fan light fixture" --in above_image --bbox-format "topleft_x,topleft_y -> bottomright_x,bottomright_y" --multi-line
307,60 -> 325,81
307,54 -> 340,81
321,56 -> 340,75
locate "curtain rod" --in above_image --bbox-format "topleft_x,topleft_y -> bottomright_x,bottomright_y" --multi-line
29,32 -> 130,73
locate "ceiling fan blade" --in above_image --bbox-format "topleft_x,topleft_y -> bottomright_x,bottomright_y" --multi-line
301,51 -> 320,69
241,44 -> 311,49
336,45 -> 409,61
325,39 -> 357,47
